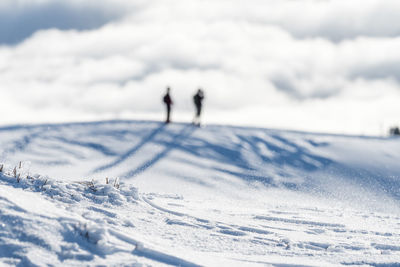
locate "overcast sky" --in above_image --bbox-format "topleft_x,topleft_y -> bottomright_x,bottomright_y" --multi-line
1,0 -> 400,135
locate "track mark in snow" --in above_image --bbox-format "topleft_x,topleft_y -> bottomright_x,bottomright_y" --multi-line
261,224 -> 295,232
147,193 -> 183,200
341,261 -> 400,267
143,196 -> 262,236
303,241 -> 331,250
142,196 -> 185,217
269,210 -> 300,216
142,195 -> 290,242
87,207 -> 117,218
255,216 -> 346,228
143,195 -> 280,241
108,229 -> 201,267
195,218 -> 210,223
337,243 -> 368,251
332,228 -> 347,233
372,243 -> 400,251
238,226 -> 273,235
166,219 -> 199,228
194,223 -> 214,230
142,196 -> 218,231
306,228 -> 326,235
167,202 -> 184,207
218,229 -> 247,236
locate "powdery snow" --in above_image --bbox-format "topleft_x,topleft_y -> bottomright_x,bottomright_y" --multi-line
0,120 -> 399,266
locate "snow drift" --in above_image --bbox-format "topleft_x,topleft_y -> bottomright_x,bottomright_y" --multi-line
0,120 -> 399,266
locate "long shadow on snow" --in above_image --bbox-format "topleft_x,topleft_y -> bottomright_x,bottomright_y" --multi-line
0,130 -> 43,159
122,124 -> 196,178
92,124 -> 167,173
54,136 -> 117,157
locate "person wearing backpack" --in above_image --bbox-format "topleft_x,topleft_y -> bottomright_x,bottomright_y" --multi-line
163,87 -> 173,123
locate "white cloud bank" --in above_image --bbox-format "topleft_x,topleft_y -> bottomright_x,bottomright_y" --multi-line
1,0 -> 400,135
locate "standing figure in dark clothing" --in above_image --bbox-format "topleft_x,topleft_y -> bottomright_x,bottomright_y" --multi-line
163,87 -> 173,123
193,89 -> 204,126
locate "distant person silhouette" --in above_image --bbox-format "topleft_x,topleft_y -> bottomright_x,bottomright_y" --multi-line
163,87 -> 173,123
193,89 -> 204,126
390,126 -> 400,136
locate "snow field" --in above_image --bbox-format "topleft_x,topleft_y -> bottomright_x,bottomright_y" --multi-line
0,121 -> 399,266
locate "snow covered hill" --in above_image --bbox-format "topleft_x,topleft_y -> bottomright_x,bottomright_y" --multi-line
0,120 -> 400,266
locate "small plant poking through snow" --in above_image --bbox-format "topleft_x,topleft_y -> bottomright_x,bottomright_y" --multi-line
72,222 -> 108,245
0,162 -> 139,205
114,177 -> 120,189
78,177 -> 120,192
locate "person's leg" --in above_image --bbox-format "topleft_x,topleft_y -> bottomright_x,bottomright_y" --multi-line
166,105 -> 171,123
195,105 -> 202,126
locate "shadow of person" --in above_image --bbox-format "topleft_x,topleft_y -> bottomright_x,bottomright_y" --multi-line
122,124 -> 197,178
92,123 -> 167,174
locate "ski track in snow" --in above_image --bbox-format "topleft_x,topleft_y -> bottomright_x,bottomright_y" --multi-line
0,120 -> 399,266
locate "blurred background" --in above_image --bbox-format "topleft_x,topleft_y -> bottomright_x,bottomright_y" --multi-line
1,0 -> 400,135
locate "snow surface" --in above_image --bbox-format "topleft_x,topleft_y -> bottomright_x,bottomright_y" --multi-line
0,120 -> 400,266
